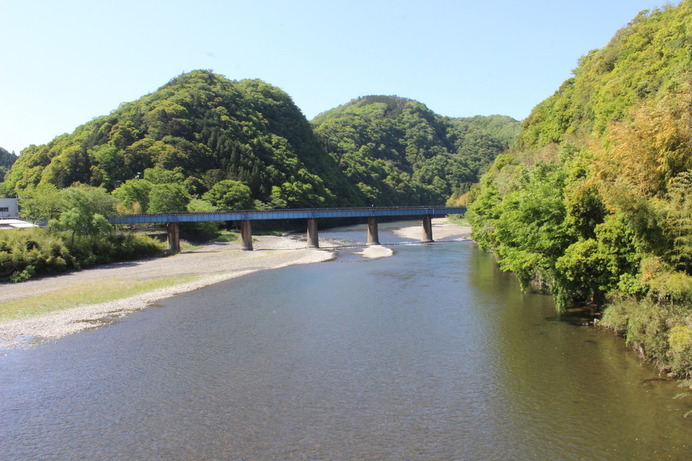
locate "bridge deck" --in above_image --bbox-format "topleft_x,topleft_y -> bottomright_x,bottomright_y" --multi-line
109,206 -> 466,224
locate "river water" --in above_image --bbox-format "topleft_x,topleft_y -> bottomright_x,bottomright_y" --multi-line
1,225 -> 690,460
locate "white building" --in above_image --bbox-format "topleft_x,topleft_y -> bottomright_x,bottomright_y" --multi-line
0,219 -> 36,230
0,198 -> 38,230
0,198 -> 19,218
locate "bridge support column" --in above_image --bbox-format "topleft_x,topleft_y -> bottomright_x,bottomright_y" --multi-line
307,218 -> 319,248
167,222 -> 181,253
422,215 -> 434,243
367,216 -> 380,245
240,220 -> 253,251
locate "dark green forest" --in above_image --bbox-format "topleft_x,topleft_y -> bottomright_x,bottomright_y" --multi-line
0,71 -> 517,212
468,1 -> 691,377
312,96 -> 518,205
0,147 -> 17,182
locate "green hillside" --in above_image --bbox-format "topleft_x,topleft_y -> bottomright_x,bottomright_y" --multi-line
1,72 -> 518,211
312,96 -> 519,205
1,71 -> 357,209
0,72 -> 518,281
468,1 -> 691,377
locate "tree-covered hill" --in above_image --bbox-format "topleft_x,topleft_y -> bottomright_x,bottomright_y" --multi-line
312,95 -> 519,205
1,71 -> 358,209
1,72 -> 518,210
0,147 -> 17,182
467,1 -> 691,377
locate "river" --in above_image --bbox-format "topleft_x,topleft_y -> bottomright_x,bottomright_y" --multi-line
1,224 -> 690,460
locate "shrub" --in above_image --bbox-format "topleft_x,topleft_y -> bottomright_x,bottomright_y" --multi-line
669,325 -> 692,377
602,296 -> 692,378
10,265 -> 35,283
0,228 -> 164,282
0,228 -> 74,279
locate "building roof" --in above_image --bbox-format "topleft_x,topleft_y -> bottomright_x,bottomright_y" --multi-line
0,219 -> 37,230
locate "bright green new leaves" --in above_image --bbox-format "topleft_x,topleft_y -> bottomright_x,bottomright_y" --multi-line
489,163 -> 571,293
469,1 -> 691,377
48,186 -> 116,242
148,183 -> 190,213
203,179 -> 253,210
112,179 -> 154,213
0,147 -> 17,183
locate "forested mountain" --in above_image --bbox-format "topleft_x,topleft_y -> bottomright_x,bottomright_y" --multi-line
0,147 -> 17,182
468,1 -> 691,377
0,71 -> 359,209
0,71 -> 517,211
312,96 -> 519,205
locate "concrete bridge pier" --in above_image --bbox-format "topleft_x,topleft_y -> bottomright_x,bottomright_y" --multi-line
307,218 -> 319,248
367,216 -> 380,245
167,222 -> 181,253
422,215 -> 434,243
240,220 -> 253,251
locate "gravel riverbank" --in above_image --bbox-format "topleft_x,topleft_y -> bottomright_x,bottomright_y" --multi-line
0,219 -> 470,348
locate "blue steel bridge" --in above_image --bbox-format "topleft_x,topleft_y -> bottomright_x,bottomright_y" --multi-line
109,206 -> 467,252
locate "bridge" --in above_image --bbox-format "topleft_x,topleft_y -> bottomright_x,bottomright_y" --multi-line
109,206 -> 467,252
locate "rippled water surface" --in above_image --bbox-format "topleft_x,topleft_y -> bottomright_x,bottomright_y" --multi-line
1,227 -> 690,460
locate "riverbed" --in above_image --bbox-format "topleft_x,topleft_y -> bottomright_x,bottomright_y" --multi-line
1,222 -> 690,460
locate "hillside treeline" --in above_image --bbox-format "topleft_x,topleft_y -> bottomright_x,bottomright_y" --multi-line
312,96 -> 518,205
467,1 -> 691,377
0,147 -> 16,182
0,71 -> 518,214
0,71 -> 517,281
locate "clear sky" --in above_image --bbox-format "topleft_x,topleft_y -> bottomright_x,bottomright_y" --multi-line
0,0 -> 673,154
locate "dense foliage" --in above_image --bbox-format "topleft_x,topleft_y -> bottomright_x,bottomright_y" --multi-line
0,71 -> 353,208
0,71 -> 519,280
0,184 -> 164,281
1,72 -> 517,210
312,96 -> 519,205
468,1 -> 691,377
0,147 -> 17,182
0,226 -> 164,282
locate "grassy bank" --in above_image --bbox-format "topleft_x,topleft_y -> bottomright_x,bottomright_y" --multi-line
0,275 -> 200,321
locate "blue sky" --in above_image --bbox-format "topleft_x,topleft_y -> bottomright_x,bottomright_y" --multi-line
0,0 -> 673,154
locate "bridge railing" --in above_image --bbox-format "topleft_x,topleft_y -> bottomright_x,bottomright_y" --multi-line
109,206 -> 467,252
109,206 -> 467,225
